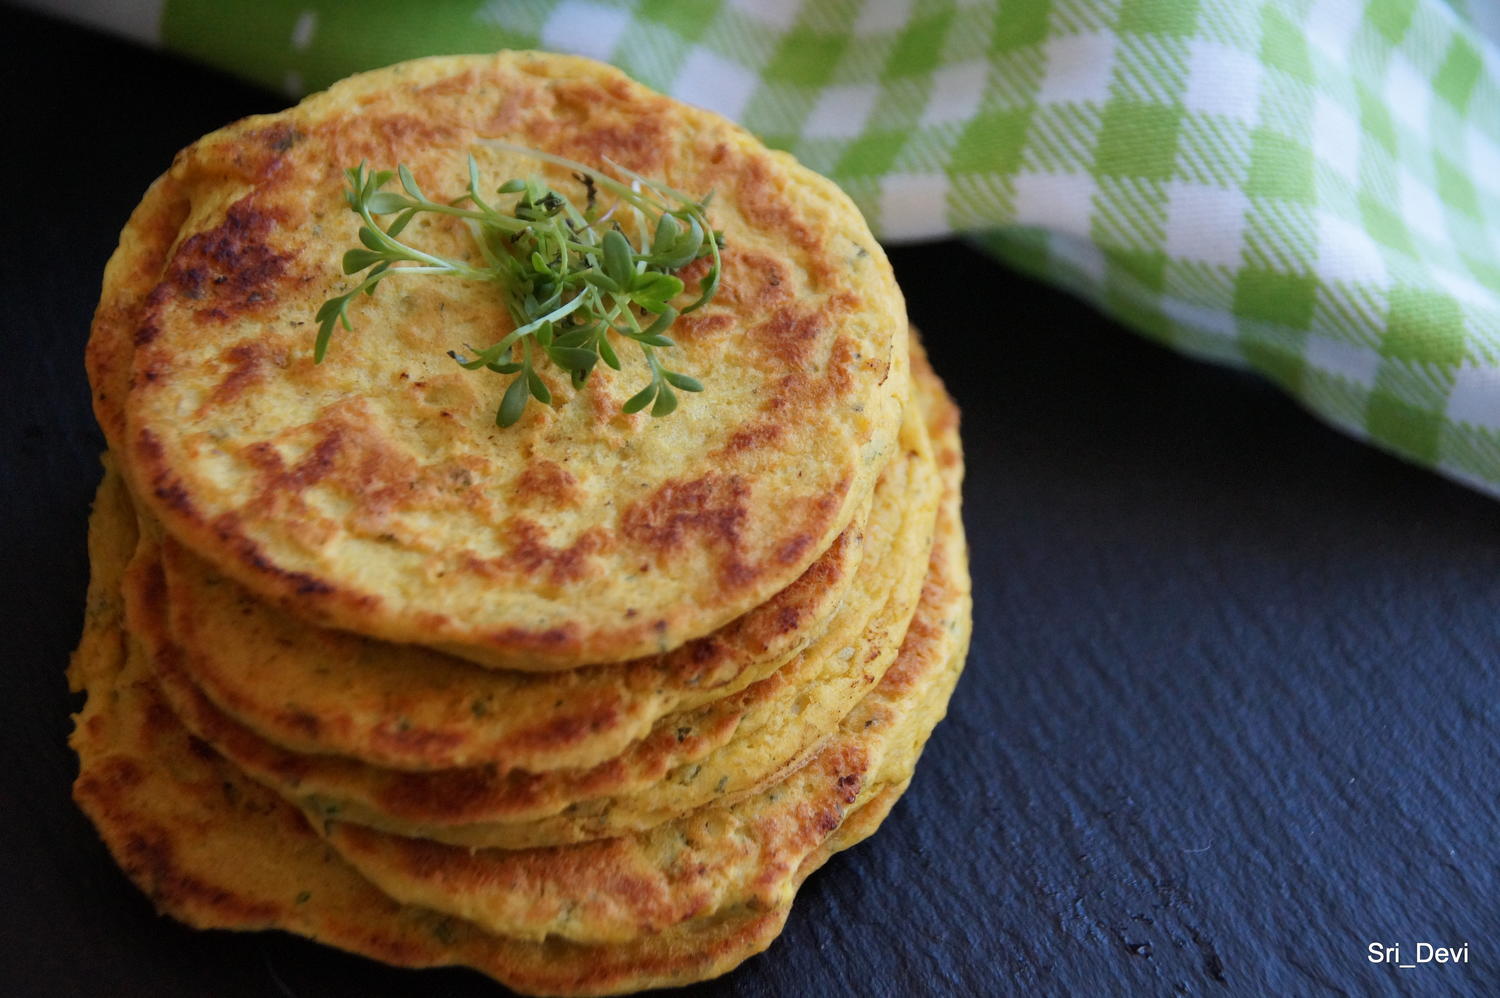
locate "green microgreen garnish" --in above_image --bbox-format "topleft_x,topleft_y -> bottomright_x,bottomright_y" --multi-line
314,143 -> 723,426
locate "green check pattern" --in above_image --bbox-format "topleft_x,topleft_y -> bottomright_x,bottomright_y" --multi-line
65,0 -> 1500,493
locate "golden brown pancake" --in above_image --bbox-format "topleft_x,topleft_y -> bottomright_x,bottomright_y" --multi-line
125,395 -> 938,846
314,372 -> 970,942
68,454 -> 138,697
71,602 -> 913,996
68,346 -> 969,990
94,51 -> 910,670
155,492 -> 870,774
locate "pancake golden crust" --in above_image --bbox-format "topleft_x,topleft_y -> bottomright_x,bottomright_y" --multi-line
85,173 -> 191,451
68,412 -> 967,992
310,351 -> 971,943
68,456 -> 138,695
157,494 -> 870,774
125,406 -> 938,846
321,520 -> 967,946
70,632 -> 906,996
105,52 -> 909,669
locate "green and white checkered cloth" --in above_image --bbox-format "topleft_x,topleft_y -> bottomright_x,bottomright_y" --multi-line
32,0 -> 1500,496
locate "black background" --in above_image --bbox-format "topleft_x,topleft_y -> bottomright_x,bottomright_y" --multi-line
2,6 -> 1496,996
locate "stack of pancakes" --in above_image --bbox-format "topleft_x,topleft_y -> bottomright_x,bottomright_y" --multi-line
69,53 -> 971,995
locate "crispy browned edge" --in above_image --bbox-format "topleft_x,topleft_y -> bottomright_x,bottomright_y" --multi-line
155,496 -> 870,773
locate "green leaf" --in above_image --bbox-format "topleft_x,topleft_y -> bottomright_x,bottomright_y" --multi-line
387,208 -> 418,237
634,272 -> 684,302
363,261 -> 391,292
497,179 -> 526,194
603,229 -> 635,288
581,270 -> 621,293
342,248 -> 384,274
640,307 -> 677,339
498,374 -> 530,427
553,324 -> 596,349
663,370 -> 703,392
622,382 -> 656,414
313,299 -> 345,363
651,382 -> 678,417
683,264 -> 719,313
452,340 -> 505,370
533,278 -> 562,309
525,365 -> 551,404
548,346 -> 598,370
398,164 -> 425,200
314,326 -> 334,362
652,214 -> 679,256
365,192 -> 408,214
314,322 -> 335,362
598,334 -> 621,370
656,216 -> 703,269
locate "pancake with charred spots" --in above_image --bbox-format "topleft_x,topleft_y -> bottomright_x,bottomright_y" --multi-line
67,347 -> 971,993
91,51 -> 909,671
126,386 -> 939,848
153,489 -> 872,775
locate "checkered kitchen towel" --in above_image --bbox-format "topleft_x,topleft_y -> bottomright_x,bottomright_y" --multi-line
31,0 -> 1500,496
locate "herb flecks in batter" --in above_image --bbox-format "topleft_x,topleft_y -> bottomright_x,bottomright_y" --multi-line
315,147 -> 722,426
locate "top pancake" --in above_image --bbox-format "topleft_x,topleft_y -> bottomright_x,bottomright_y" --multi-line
94,51 -> 908,669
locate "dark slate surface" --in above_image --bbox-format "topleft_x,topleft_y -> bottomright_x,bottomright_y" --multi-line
1,7 -> 1495,996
